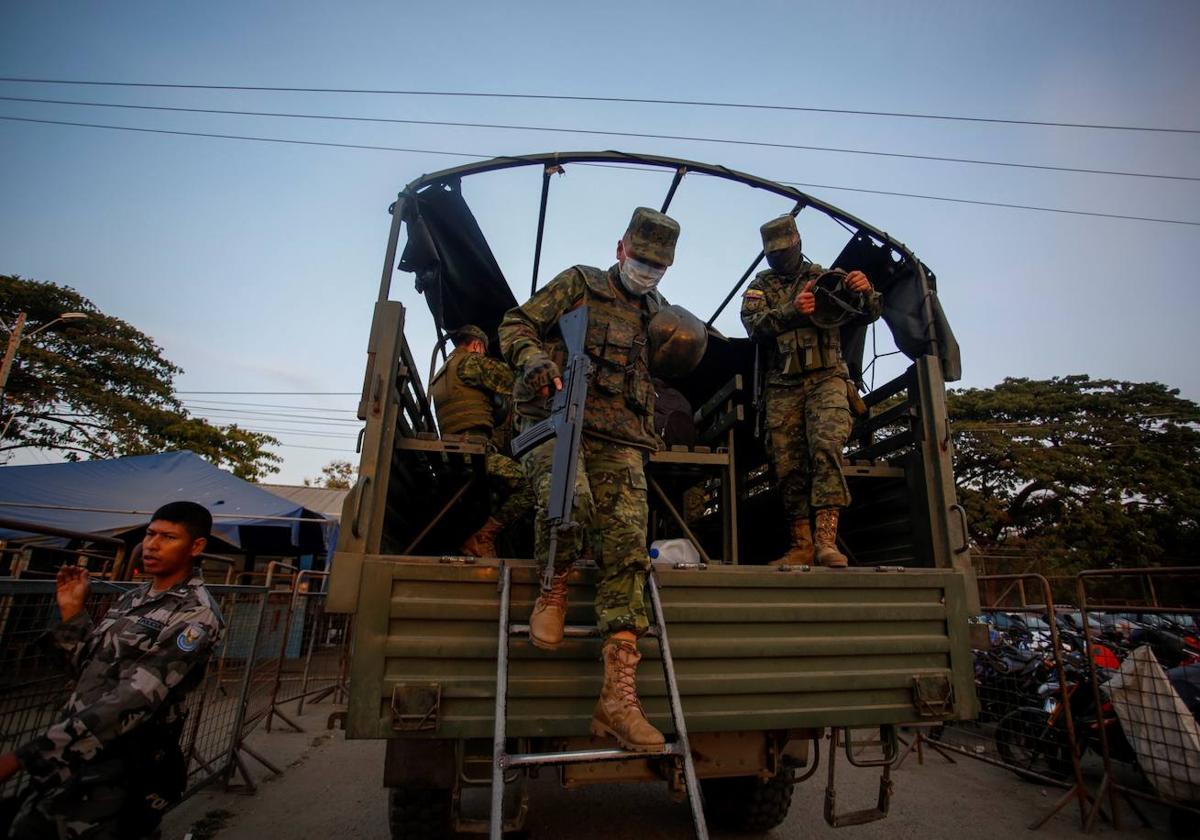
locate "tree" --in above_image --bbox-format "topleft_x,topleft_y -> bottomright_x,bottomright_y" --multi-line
305,459 -> 355,489
949,376 -> 1200,572
0,275 -> 280,480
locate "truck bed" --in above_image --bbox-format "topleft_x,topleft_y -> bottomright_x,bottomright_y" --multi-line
345,556 -> 977,740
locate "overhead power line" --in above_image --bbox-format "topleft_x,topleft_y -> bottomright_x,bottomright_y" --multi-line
3,114 -> 1198,227
180,398 -> 357,412
2,95 -> 1193,182
175,390 -> 359,395
1,76 -> 1195,135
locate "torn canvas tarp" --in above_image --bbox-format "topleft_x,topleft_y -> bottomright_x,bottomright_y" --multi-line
1107,645 -> 1200,802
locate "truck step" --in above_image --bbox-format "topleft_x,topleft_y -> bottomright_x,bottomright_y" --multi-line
503,741 -> 682,768
508,623 -> 658,639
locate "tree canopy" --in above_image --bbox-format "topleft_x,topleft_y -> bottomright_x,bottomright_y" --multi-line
305,459 -> 355,489
949,376 -> 1200,571
1,274 -> 280,480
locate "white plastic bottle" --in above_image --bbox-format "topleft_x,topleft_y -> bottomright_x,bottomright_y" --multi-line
649,538 -> 701,567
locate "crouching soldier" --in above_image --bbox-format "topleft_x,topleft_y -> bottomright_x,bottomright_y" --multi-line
429,324 -> 534,557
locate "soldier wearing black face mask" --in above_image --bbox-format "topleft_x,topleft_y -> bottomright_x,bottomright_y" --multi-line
740,215 -> 881,569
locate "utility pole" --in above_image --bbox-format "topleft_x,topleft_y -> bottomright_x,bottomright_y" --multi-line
0,312 -> 28,405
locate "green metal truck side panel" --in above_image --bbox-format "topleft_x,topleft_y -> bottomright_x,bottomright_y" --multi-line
347,557 -> 978,740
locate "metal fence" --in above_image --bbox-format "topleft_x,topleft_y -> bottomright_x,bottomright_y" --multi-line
931,569 -> 1200,833
0,570 -> 354,809
264,571 -> 352,734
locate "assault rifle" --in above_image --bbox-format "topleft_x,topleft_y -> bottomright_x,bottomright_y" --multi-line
510,306 -> 592,594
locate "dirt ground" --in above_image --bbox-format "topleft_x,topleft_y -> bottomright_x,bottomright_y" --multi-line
162,707 -> 1179,839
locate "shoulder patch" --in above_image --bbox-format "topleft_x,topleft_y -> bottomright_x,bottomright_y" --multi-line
742,289 -> 765,299
176,623 -> 207,652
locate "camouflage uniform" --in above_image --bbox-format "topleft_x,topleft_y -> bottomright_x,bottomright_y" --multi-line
11,572 -> 225,839
741,262 -> 882,518
499,264 -> 665,636
430,348 -> 533,526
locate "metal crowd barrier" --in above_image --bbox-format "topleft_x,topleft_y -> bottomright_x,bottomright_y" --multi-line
930,568 -> 1200,834
1077,567 -> 1200,834
264,571 -> 352,733
930,573 -> 1092,830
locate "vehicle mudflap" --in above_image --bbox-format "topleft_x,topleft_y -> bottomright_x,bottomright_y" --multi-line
823,726 -> 896,828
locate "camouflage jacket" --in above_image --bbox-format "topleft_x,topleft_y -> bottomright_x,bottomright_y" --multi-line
741,263 -> 882,385
499,264 -> 664,451
17,572 -> 225,787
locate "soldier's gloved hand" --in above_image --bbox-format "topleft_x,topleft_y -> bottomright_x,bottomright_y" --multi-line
523,353 -> 562,398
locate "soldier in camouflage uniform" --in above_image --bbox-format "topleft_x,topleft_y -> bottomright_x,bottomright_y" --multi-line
498,207 -> 679,752
0,502 -> 225,840
429,325 -> 534,557
741,215 -> 882,568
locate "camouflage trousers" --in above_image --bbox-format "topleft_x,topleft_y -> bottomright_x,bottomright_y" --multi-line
522,435 -> 651,636
8,780 -> 158,840
765,371 -> 854,518
485,447 -> 534,526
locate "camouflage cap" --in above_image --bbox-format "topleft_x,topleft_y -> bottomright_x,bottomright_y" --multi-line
623,207 -> 680,267
760,215 -> 801,253
452,324 -> 488,349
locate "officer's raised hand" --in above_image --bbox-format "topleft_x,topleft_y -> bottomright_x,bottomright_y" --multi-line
844,270 -> 871,293
794,279 -> 817,315
55,564 -> 89,622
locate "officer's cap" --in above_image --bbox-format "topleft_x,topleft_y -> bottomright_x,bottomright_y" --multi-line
452,324 -> 488,349
760,215 -> 801,253
623,207 -> 680,267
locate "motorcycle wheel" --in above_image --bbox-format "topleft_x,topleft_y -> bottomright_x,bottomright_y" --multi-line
994,708 -> 1073,783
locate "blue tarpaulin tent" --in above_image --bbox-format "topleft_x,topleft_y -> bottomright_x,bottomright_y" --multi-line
0,451 -> 332,553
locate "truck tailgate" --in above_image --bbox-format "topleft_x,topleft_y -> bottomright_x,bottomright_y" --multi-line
346,557 -> 977,740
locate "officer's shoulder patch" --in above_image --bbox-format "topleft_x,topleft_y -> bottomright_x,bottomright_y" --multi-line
742,289 -> 765,299
176,623 -> 206,652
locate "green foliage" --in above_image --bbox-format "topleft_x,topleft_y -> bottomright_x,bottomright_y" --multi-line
0,275 -> 280,480
304,459 -> 355,489
949,376 -> 1200,571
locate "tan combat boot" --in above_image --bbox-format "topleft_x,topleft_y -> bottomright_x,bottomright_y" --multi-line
590,638 -> 666,752
769,518 -> 815,567
460,517 -> 504,557
529,570 -> 569,650
814,508 -> 849,568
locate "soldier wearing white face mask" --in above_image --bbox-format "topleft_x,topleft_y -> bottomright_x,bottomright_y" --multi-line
498,207 -> 680,752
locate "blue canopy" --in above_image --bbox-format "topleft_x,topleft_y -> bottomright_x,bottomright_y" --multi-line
0,451 -> 331,552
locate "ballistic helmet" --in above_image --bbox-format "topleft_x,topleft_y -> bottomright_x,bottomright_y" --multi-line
648,304 -> 708,378
809,270 -> 866,330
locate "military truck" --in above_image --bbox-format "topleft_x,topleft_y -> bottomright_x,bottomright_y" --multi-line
327,151 -> 979,838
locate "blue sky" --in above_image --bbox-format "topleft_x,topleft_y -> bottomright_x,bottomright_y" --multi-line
2,1 -> 1198,483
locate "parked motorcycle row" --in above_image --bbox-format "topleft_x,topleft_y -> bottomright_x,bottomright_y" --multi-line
962,609 -> 1200,787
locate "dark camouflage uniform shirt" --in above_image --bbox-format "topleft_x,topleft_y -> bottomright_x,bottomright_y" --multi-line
16,572 -> 225,787
456,352 -> 515,395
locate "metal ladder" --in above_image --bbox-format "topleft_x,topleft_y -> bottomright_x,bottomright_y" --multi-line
489,565 -> 708,839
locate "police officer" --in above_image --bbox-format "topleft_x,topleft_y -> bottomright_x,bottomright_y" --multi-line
0,501 -> 225,839
429,324 -> 534,557
498,207 -> 679,752
741,215 -> 882,568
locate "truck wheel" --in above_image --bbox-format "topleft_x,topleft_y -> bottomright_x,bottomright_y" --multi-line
701,774 -> 793,833
388,785 -> 452,840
